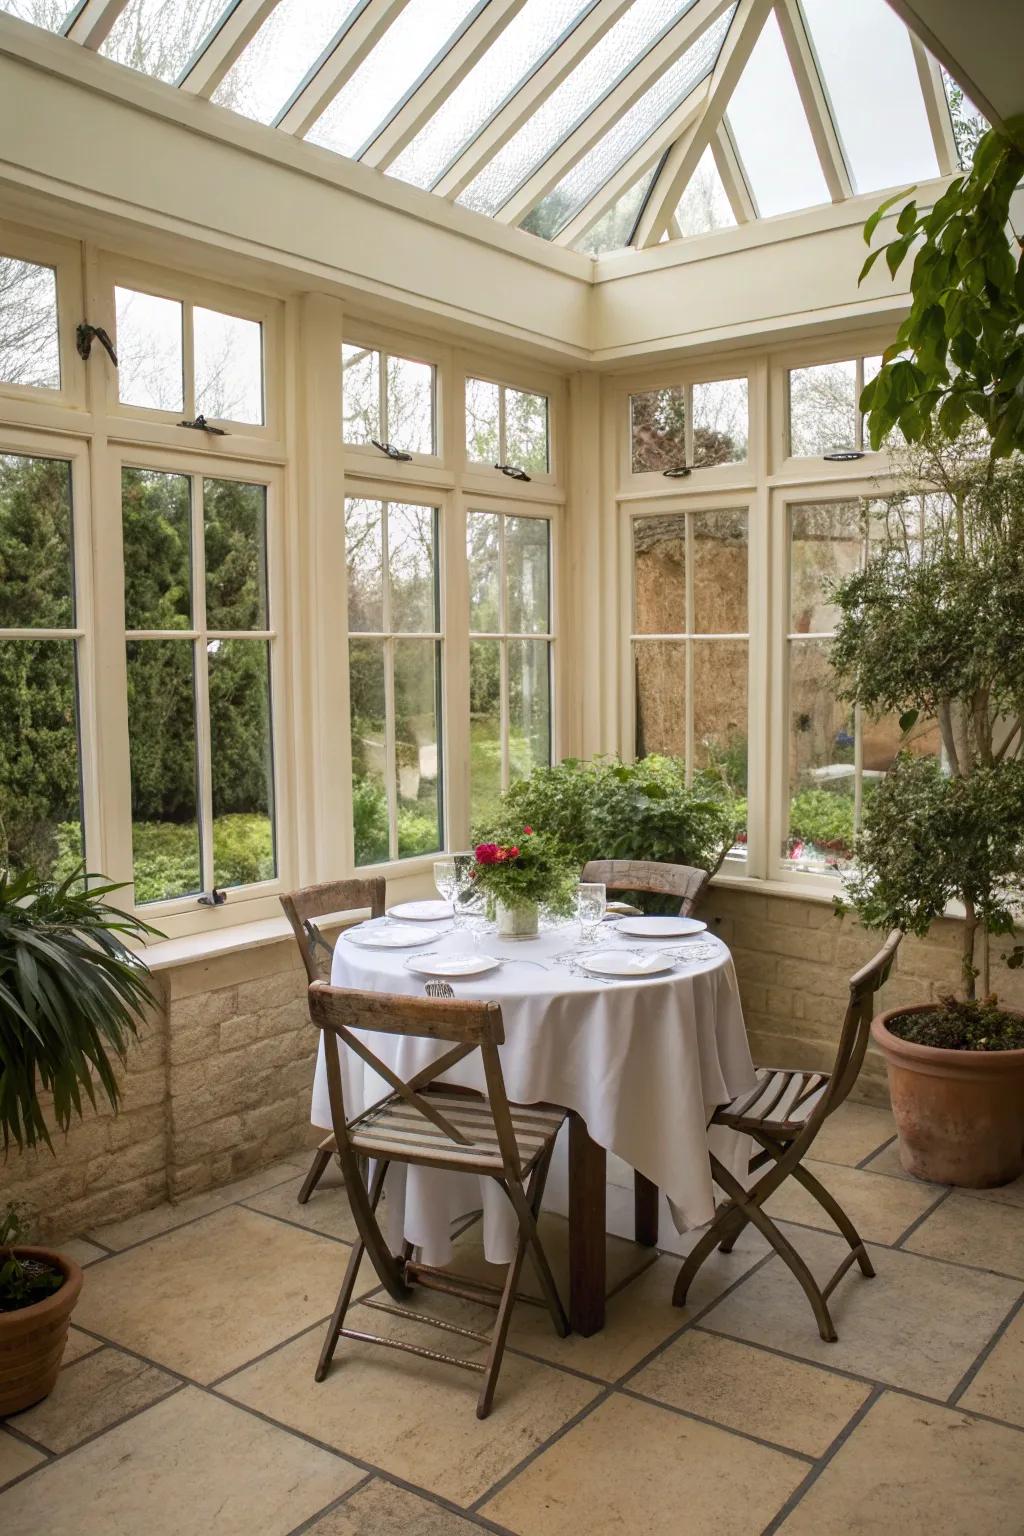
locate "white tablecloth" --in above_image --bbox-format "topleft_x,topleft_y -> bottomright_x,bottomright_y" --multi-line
311,919 -> 756,1266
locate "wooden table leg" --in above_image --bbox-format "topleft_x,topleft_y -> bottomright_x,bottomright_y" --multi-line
634,1171 -> 659,1247
568,1112 -> 606,1337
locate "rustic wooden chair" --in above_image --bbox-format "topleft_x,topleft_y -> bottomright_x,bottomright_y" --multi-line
673,930 -> 902,1342
308,982 -> 569,1419
280,878 -> 386,1204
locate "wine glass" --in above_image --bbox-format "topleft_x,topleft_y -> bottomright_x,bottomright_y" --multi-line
575,882 -> 606,944
433,858 -> 457,915
450,852 -> 476,931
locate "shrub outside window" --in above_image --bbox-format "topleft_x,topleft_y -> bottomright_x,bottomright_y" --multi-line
466,378 -> 549,475
343,344 -> 436,456
630,378 -> 748,475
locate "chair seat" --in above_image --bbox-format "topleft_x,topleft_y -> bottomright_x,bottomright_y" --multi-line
717,1067 -> 829,1131
350,1089 -> 567,1171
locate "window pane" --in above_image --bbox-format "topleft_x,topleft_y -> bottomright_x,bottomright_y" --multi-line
0,638 -> 83,879
126,639 -> 201,902
349,637 -> 388,865
692,377 -> 747,465
631,386 -> 686,474
209,639 -> 276,888
506,516 -> 550,634
204,478 -> 268,630
306,0 -> 481,160
345,498 -> 384,632
692,509 -> 747,633
469,637 -> 501,826
675,145 -> 735,238
121,468 -> 192,632
508,638 -> 550,784
786,638 -> 855,873
633,514 -> 685,635
0,255 -> 60,390
388,503 -> 438,633
573,167 -> 657,256
726,10 -> 829,217
693,638 -> 747,827
386,355 -> 434,455
116,287 -> 184,412
467,510 -> 500,632
505,388 -> 549,474
342,343 -> 379,444
634,639 -> 685,758
789,361 -> 857,457
0,452 -> 73,628
0,4 -> 76,29
466,377 -> 500,464
99,0 -> 231,83
790,501 -> 863,633
213,0 -> 364,125
941,66 -> 988,172
194,308 -> 264,426
394,638 -> 442,859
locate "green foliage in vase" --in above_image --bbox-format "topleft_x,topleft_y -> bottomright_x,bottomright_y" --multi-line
470,827 -> 578,917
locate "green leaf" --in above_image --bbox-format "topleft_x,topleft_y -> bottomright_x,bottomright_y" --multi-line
858,246 -> 885,285
899,710 -> 919,735
864,189 -> 915,245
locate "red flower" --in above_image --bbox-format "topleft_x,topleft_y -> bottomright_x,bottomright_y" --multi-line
522,825 -> 534,836
496,845 -> 520,862
474,843 -> 500,865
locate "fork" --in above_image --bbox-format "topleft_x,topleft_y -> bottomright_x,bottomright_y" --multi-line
424,980 -> 456,999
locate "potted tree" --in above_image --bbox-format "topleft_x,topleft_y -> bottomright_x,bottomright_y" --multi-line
0,868 -> 156,1412
828,432 -> 1024,1186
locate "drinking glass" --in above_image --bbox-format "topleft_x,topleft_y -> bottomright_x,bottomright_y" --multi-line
450,851 -> 476,930
575,881 -> 606,944
433,858 -> 457,910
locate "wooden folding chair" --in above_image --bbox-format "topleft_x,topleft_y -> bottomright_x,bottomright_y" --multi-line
308,982 -> 569,1419
280,879 -> 386,1204
673,930 -> 902,1342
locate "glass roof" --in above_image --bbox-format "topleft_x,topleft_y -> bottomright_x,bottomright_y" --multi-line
2,0 -> 970,258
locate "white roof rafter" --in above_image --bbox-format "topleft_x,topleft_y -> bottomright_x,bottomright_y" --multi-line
178,0 -> 281,99
65,0 -> 129,49
713,120 -> 756,221
275,0 -> 412,138
774,0 -> 852,203
909,33 -> 959,177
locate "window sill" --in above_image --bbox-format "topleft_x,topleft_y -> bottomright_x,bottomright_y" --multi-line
140,915 -> 297,972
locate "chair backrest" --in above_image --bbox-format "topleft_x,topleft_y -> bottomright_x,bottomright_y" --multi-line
307,983 -> 523,1175
280,878 -> 386,983
581,858 -> 710,917
823,929 -> 902,1118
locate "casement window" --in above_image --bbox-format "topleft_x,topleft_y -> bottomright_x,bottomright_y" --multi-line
113,285 -> 265,425
787,355 -> 892,458
466,378 -> 549,477
629,377 -> 748,475
0,254 -> 60,392
342,343 -> 437,459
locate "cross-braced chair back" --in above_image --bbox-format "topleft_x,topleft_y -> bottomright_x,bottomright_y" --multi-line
818,928 -> 902,1126
580,858 -> 710,917
280,878 -> 386,983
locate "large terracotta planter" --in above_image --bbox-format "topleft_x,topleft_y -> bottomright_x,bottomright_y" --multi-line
871,1006 -> 1024,1187
0,1248 -> 83,1415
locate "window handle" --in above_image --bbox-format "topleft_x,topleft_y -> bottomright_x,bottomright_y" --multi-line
371,439 -> 412,462
662,464 -> 691,478
76,322 -> 118,367
179,414 -> 228,435
197,888 -> 227,906
494,463 -> 531,482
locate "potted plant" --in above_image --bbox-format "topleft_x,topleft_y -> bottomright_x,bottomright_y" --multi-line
0,867 -> 157,1411
470,826 -> 577,939
828,432 -> 1024,1186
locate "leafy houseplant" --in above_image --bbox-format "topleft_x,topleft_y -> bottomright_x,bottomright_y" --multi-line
470,827 -> 577,937
0,867 -> 157,1409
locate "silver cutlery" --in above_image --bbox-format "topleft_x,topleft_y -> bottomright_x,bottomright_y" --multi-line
424,980 -> 456,998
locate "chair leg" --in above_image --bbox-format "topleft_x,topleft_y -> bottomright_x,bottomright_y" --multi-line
316,1158 -> 390,1382
298,1136 -> 336,1204
477,1219 -> 530,1420
338,1150 -> 409,1304
789,1163 -> 875,1278
509,1149 -> 569,1339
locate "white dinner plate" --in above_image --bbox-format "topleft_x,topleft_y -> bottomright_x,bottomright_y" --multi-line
386,900 -> 454,921
406,953 -> 502,979
576,949 -> 675,979
615,916 -> 707,938
344,923 -> 437,949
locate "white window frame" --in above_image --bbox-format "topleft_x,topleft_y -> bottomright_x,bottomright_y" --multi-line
342,326 -> 444,471
621,365 -> 754,495
771,328 -> 904,477
0,221 -> 86,415
464,373 -> 555,487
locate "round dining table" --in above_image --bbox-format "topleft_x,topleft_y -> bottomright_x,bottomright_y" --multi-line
310,914 -> 756,1334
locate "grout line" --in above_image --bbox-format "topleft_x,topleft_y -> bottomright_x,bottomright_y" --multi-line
757,1385 -> 885,1536
748,1205 -> 1024,1283
615,1383 -> 816,1464
236,1200 -> 354,1247
283,1472 -> 375,1536
892,1184 -> 953,1248
206,1313 -> 336,1390
467,1387 -> 615,1515
0,1379 -> 189,1478
854,1133 -> 897,1169
947,1290 -> 1024,1408
605,1249 -> 660,1301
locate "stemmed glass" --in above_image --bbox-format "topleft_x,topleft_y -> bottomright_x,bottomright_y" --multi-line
575,882 -> 606,944
433,858 -> 457,916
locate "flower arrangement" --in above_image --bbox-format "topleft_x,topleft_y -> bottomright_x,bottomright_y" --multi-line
470,825 -> 577,920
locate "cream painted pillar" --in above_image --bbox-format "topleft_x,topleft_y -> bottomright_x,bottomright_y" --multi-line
565,371 -> 620,760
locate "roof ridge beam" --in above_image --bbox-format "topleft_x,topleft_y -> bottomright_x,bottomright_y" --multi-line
178,0 -> 281,99
275,0 -> 412,138
432,0 -> 635,202
633,0 -> 773,248
65,0 -> 129,49
774,0 -> 852,203
495,0 -> 736,228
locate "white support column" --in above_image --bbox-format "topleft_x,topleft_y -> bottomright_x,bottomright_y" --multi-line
910,35 -> 960,176
65,0 -> 129,49
775,0 -> 852,203
178,0 -> 281,100
712,119 -> 757,221
275,0 -> 412,138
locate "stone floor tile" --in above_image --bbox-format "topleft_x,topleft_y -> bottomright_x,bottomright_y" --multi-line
959,1171 -> 1024,1210
480,1393 -> 805,1536
862,1140 -> 946,1187
0,1431 -> 43,1492
74,1206 -> 349,1383
904,1194 -> 1024,1278
306,1479 -> 483,1534
450,1211 -> 654,1306
700,1225 -> 1022,1398
776,1390 -> 1024,1535
0,1386 -> 359,1536
60,1237 -> 109,1267
61,1326 -> 104,1366
811,1102 -> 897,1168
763,1159 -> 942,1245
959,1304 -> 1024,1427
243,1176 -> 359,1243
630,1328 -> 870,1457
219,1305 -> 599,1507
7,1346 -> 179,1453
87,1159 -> 306,1250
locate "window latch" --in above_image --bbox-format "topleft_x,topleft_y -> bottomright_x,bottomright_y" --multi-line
76,322 -> 118,367
197,888 -> 227,906
823,450 -> 864,461
494,463 -> 531,482
179,414 -> 228,435
662,464 -> 691,478
371,439 -> 412,462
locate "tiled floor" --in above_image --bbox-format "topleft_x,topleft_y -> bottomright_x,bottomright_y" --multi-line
2,1108 -> 1023,1535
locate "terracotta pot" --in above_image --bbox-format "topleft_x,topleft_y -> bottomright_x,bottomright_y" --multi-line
0,1248 -> 83,1415
871,1006 -> 1024,1188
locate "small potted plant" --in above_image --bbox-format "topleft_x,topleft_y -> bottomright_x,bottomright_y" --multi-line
471,826 -> 577,939
0,867 -> 157,1410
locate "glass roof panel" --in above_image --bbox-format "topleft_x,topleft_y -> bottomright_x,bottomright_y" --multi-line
99,0 -> 231,83
725,10 -> 828,218
573,165 -> 657,255
0,1 -> 73,28
457,0 -> 697,218
305,0 -> 483,161
522,9 -> 731,240
213,0 -> 364,126
942,66 -> 988,170
386,0 -> 593,192
675,144 -> 735,236
801,0 -> 937,193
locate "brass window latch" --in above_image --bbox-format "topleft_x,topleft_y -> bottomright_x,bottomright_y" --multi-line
76,322 -> 118,366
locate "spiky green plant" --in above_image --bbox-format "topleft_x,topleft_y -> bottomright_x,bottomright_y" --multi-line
0,868 -> 159,1152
